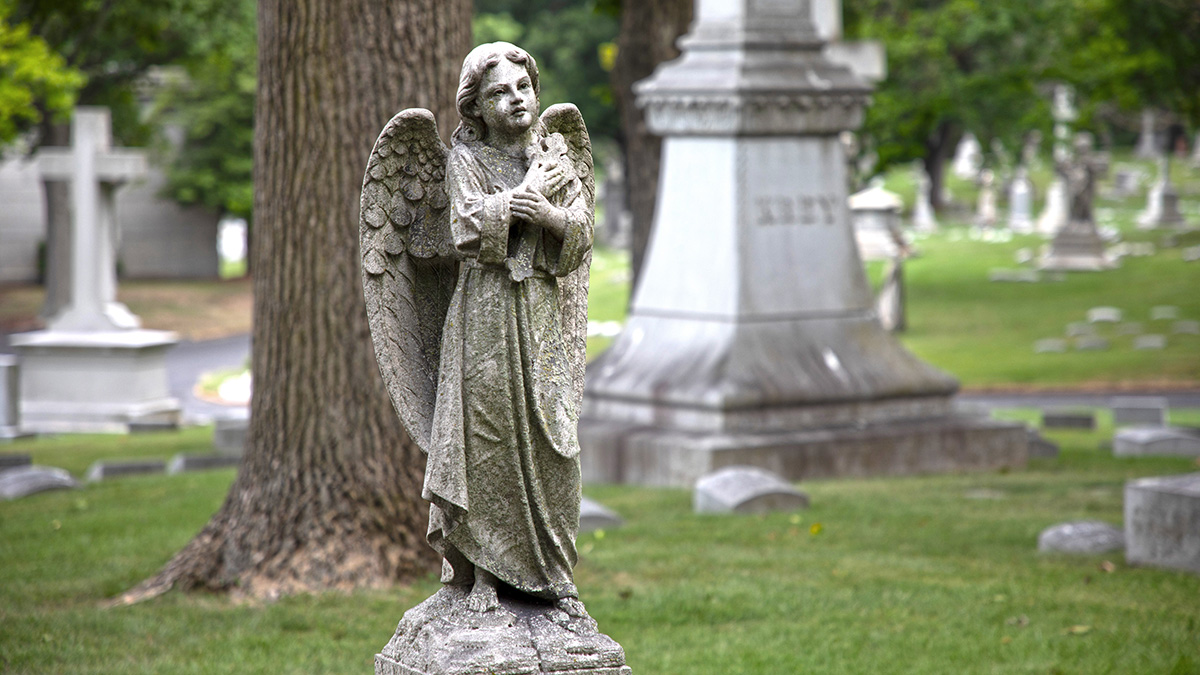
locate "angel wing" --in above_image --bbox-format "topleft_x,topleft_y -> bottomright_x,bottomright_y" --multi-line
539,103 -> 596,414
361,109 -> 458,453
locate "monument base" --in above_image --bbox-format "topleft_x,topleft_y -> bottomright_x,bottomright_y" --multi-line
376,586 -> 631,675
1038,221 -> 1114,272
10,329 -> 181,433
580,412 -> 1028,487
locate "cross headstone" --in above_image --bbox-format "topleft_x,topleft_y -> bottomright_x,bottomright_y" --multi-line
34,108 -> 147,332
1125,473 -> 1200,574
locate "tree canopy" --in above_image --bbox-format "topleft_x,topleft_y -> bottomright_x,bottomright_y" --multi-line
0,1 -> 82,147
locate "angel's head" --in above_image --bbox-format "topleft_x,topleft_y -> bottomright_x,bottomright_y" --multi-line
454,42 -> 541,145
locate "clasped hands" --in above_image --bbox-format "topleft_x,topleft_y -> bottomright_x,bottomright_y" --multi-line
510,161 -> 569,239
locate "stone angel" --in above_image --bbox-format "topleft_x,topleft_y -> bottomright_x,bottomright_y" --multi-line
360,42 -> 595,620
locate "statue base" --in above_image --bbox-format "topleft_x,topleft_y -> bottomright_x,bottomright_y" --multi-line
376,586 -> 632,675
1039,221 -> 1115,272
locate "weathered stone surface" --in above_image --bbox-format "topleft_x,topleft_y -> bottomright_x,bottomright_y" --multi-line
376,587 -> 631,675
1114,427 -> 1200,457
167,453 -> 241,474
85,459 -> 165,482
693,466 -> 809,514
1125,473 -> 1200,574
1027,429 -> 1060,459
0,465 -> 78,500
1111,397 -> 1167,427
1037,521 -> 1124,554
212,414 -> 249,457
1134,334 -> 1167,350
579,496 -> 623,533
1042,411 -> 1095,430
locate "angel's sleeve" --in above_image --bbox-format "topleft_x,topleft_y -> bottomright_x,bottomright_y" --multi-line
542,178 -> 593,277
448,146 -> 511,266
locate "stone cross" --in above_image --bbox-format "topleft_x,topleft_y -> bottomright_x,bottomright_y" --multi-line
35,108 -> 147,332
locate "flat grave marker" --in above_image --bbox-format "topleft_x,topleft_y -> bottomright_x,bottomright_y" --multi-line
1114,427 -> 1200,457
694,466 -> 809,514
1134,334 -> 1167,350
1150,306 -> 1179,320
1074,336 -> 1109,351
1038,520 -> 1124,554
1111,397 -> 1167,427
1034,339 -> 1068,354
0,465 -> 79,500
1087,306 -> 1122,323
85,459 -> 166,482
167,453 -> 241,474
1172,320 -> 1200,335
1042,410 -> 1096,430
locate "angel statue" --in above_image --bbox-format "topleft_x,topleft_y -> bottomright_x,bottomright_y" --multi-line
360,42 -> 595,623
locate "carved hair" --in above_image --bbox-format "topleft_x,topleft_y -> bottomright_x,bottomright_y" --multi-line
453,42 -> 541,144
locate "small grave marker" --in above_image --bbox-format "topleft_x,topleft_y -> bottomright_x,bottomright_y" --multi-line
213,415 -> 249,457
1125,473 -> 1200,574
1111,397 -> 1168,427
167,454 -> 241,474
85,459 -> 166,482
1027,429 -> 1060,458
1065,322 -> 1095,337
1134,334 -> 1167,350
1114,427 -> 1200,457
0,465 -> 78,500
1182,246 -> 1200,262
1074,336 -> 1109,351
1087,306 -> 1122,323
1034,339 -> 1068,354
1172,320 -> 1200,335
1116,322 -> 1143,335
1042,411 -> 1095,430
579,496 -> 624,533
694,466 -> 809,514
1150,306 -> 1179,320
0,452 -> 32,470
1038,521 -> 1124,554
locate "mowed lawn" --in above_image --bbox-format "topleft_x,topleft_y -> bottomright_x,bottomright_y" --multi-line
2,417 -> 1199,674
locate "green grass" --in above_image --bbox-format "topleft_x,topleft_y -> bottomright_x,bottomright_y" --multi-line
3,421 -> 1200,674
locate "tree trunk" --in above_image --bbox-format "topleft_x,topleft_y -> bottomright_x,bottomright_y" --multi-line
610,0 -> 692,291
117,0 -> 471,603
924,121 -> 958,212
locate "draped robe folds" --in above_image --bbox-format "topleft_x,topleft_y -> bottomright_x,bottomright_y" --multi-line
424,139 -> 593,601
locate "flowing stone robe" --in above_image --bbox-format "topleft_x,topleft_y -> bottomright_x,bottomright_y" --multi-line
423,140 -> 592,601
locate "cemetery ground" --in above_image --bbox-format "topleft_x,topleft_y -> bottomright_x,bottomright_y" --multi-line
2,415 -> 1200,673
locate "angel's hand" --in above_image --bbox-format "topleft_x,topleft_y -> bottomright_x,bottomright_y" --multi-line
511,188 -> 566,239
540,163 -> 569,195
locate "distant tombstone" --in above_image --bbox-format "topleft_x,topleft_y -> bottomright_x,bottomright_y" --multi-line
1040,133 -> 1113,271
0,452 -> 32,469
1134,334 -> 1167,350
1109,168 -> 1141,199
875,258 -> 905,332
694,466 -> 809,514
1033,339 -> 1068,353
1111,397 -> 1167,427
167,453 -> 241,474
912,167 -> 938,232
213,414 -> 249,457
0,355 -> 33,440
1074,336 -> 1109,351
1137,155 -> 1187,229
990,268 -> 1039,283
952,132 -> 982,179
1027,428 -> 1060,458
1150,306 -> 1179,321
1184,246 -> 1200,263
1087,307 -> 1122,323
1042,411 -> 1095,430
1037,521 -> 1124,554
1116,322 -> 1143,336
85,458 -> 166,482
1172,320 -> 1200,335
1134,109 -> 1159,159
0,465 -> 79,500
1125,473 -> 1200,574
1065,322 -> 1095,337
1007,166 -> 1034,233
975,169 -> 997,228
1114,427 -> 1200,457
579,496 -> 624,533
848,183 -> 907,261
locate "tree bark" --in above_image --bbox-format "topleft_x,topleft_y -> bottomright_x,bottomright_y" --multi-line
924,121 -> 958,212
610,0 -> 692,291
117,0 -> 471,603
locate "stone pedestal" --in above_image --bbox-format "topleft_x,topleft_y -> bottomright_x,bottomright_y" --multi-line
0,355 -> 33,441
1038,220 -> 1114,272
579,0 -> 1027,487
1125,473 -> 1200,575
10,330 -> 181,433
376,587 -> 631,675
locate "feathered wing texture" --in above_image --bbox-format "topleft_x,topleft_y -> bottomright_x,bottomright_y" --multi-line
540,103 -> 596,413
360,109 -> 458,454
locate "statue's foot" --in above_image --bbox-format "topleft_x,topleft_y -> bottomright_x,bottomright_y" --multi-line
466,570 -> 500,613
553,597 -> 597,635
556,597 -> 589,620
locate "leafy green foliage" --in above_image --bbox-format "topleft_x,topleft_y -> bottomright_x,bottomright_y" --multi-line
0,1 -> 82,146
475,0 -> 619,142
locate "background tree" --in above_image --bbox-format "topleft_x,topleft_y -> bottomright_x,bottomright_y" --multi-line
845,0 -> 1067,209
608,0 -> 691,289
0,2 -> 82,147
118,0 -> 471,602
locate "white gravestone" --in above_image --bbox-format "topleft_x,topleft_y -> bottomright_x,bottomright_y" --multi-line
1150,306 -> 1178,321
952,133 -> 982,180
1114,427 -> 1200,457
1134,109 -> 1159,159
849,183 -> 907,261
9,108 -> 181,433
1134,334 -> 1167,350
912,166 -> 938,232
694,466 -> 809,514
1137,155 -> 1186,229
1125,473 -> 1200,574
1007,166 -> 1034,233
578,0 -> 1028,487
1087,307 -> 1122,323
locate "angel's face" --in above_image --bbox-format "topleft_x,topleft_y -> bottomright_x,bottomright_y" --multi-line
477,58 -> 537,142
